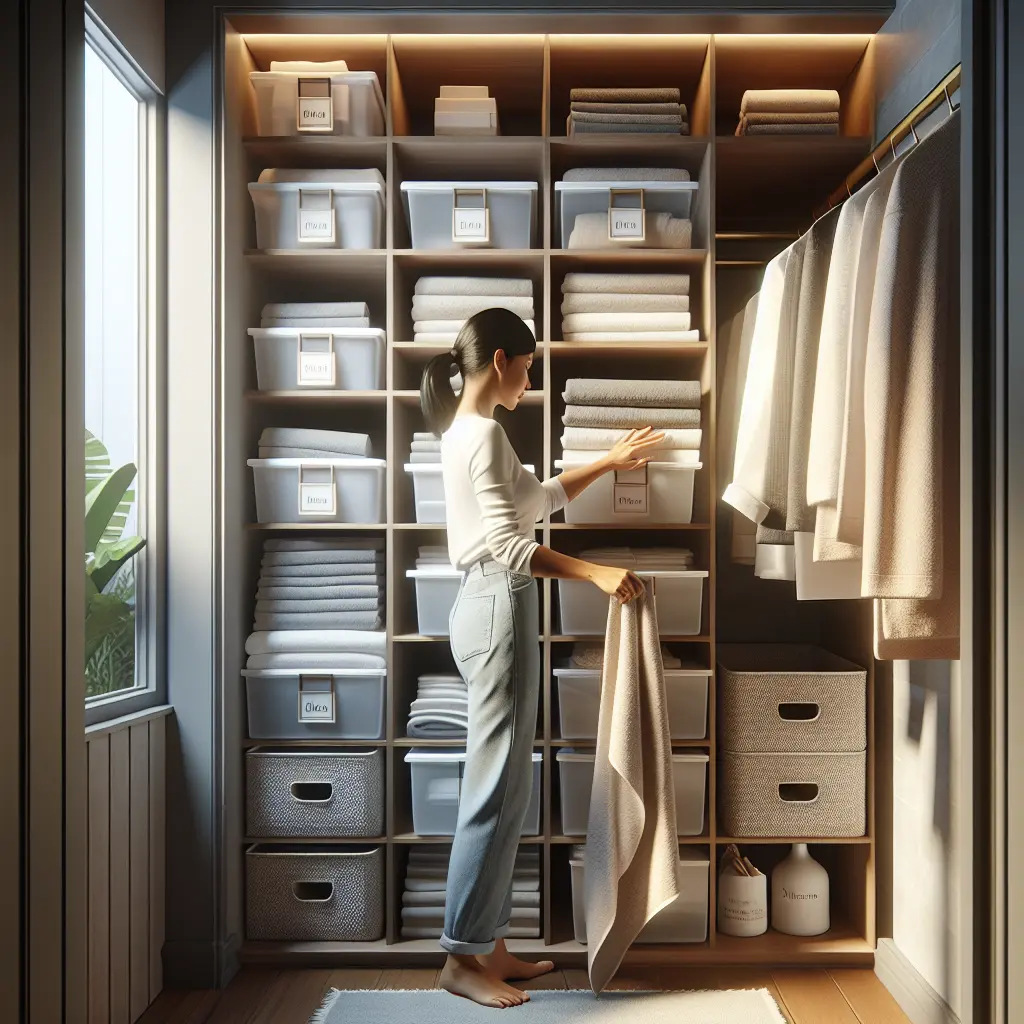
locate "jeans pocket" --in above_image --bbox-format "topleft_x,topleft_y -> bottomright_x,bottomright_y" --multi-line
450,594 -> 495,661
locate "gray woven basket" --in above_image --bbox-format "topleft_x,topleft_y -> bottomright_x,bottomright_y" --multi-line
717,644 -> 866,754
719,750 -> 866,838
246,747 -> 384,838
246,843 -> 384,941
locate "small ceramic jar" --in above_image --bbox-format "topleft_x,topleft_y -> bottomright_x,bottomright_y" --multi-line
717,870 -> 768,937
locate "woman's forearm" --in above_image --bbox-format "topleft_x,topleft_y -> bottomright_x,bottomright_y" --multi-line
553,455 -> 612,502
528,544 -> 598,581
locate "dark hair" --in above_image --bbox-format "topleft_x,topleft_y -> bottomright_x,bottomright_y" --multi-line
419,306 -> 536,436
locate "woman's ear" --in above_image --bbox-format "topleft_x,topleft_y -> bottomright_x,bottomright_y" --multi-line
492,348 -> 507,374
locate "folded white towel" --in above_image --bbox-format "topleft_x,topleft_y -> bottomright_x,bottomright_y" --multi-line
562,312 -> 691,333
562,447 -> 701,466
568,212 -> 692,250
411,295 -> 534,320
245,629 -> 386,656
563,331 -> 700,343
246,651 -> 387,670
261,302 -> 368,319
413,333 -> 460,345
414,277 -> 533,297
415,319 -> 536,338
268,60 -> 350,73
562,426 -> 701,451
260,317 -> 371,328
562,273 -> 689,295
561,293 -> 689,314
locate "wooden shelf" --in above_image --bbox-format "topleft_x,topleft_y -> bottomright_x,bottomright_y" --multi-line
547,340 -> 708,355
245,389 -> 388,402
549,522 -> 711,530
716,836 -> 873,845
245,523 -> 386,531
550,248 -> 708,266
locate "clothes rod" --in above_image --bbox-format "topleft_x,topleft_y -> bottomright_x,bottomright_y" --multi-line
817,63 -> 961,216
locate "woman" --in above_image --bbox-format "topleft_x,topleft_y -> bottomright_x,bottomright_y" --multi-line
419,307 -> 665,1008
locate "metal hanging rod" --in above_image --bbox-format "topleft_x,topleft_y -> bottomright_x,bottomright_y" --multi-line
715,232 -> 800,241
818,63 -> 961,216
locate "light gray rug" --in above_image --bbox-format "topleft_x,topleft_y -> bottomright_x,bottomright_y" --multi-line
310,988 -> 788,1023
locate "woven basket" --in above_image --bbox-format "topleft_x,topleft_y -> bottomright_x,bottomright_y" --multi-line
246,843 -> 384,941
717,644 -> 866,753
719,750 -> 866,838
246,747 -> 384,838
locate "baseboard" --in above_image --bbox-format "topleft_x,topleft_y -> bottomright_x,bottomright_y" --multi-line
163,935 -> 240,990
875,939 -> 960,1024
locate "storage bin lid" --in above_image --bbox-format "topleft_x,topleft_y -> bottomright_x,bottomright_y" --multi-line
241,667 -> 387,678
555,178 -> 699,193
247,327 -> 386,343
556,748 -> 708,763
555,459 -> 702,472
553,665 -> 712,679
405,463 -> 535,474
247,457 -> 386,468
400,180 -> 538,193
246,746 -> 381,757
246,842 -> 382,857
405,749 -> 542,763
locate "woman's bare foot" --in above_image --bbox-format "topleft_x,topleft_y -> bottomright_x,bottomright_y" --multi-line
477,938 -> 555,982
440,954 -> 530,1008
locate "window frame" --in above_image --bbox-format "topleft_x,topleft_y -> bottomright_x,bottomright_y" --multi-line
83,9 -> 166,726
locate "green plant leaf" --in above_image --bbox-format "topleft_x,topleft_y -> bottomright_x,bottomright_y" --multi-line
85,429 -> 111,496
85,463 -> 137,555
85,592 -> 132,662
90,535 -> 146,593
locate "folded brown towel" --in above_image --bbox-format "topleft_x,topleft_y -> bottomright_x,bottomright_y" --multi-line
570,87 -> 680,103
570,110 -> 684,125
740,122 -> 840,136
741,110 -> 839,126
571,101 -> 688,117
739,89 -> 840,114
569,121 -> 687,135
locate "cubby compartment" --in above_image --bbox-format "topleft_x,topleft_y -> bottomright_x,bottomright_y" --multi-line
389,35 -> 546,136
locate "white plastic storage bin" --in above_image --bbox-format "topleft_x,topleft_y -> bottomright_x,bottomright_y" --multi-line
248,458 -> 386,524
555,459 -> 700,524
405,568 -> 463,635
557,571 -> 707,636
245,843 -> 384,941
245,747 -> 384,838
400,181 -> 538,249
570,845 -> 709,944
243,668 -> 386,740
405,463 -> 535,525
556,748 -> 708,836
248,170 -> 385,250
249,71 -> 386,137
554,665 -> 709,740
555,175 -> 699,248
249,328 -> 385,391
404,749 -> 542,836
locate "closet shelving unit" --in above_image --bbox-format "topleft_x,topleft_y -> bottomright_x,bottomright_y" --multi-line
221,27 -> 879,968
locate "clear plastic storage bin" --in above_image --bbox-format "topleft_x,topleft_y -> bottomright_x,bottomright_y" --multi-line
405,568 -> 463,635
400,181 -> 539,249
404,749 -> 542,836
555,459 -> 700,524
570,845 -> 709,944
555,175 -> 699,248
243,668 -> 386,740
249,71 -> 386,137
405,463 -> 534,525
557,571 -> 707,636
248,170 -> 385,250
249,328 -> 385,392
248,458 -> 386,524
556,748 -> 709,836
554,665 -> 709,740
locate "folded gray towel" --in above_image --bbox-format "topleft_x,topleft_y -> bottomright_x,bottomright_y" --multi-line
561,292 -> 689,314
259,575 -> 382,589
739,88 -> 840,114
259,447 -> 370,460
562,311 -> 692,333
246,651 -> 387,670
570,87 -> 680,103
413,276 -> 533,298
256,585 -> 383,601
261,302 -> 369,319
253,611 -> 384,630
568,211 -> 692,249
260,317 -> 371,328
569,121 -> 687,135
258,427 -> 372,458
570,110 -> 684,125
562,404 -> 700,429
410,440 -> 442,452
571,101 -> 688,116
409,452 -> 443,464
255,598 -> 383,613
562,273 -> 689,295
742,122 -> 840,136
411,295 -> 534,320
260,564 -> 385,579
263,550 -> 383,565
264,538 -> 384,553
563,377 -> 701,408
563,166 -> 691,183
413,432 -> 439,442
562,426 -> 701,451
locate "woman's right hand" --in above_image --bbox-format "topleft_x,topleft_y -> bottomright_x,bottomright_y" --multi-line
589,564 -> 646,604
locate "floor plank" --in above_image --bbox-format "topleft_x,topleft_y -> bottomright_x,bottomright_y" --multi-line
324,967 -> 384,992
175,990 -> 222,1024
379,967 -> 440,990
828,968 -> 911,1023
205,969 -> 281,1024
248,971 -> 311,1024
770,969 -> 860,1024
272,969 -> 333,1024
516,968 -> 569,991
136,990 -> 196,1024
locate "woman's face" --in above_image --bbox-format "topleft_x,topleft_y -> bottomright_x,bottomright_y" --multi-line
495,349 -> 535,410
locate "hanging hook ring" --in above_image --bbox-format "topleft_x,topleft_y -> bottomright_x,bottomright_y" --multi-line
943,83 -> 955,114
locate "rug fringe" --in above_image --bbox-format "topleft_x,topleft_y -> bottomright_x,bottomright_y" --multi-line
308,987 -> 342,1024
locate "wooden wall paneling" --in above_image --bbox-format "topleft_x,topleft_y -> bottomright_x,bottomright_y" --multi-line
129,724 -> 152,1021
88,736 -> 111,1024
148,716 -> 166,1000
839,33 -> 877,139
109,728 -> 131,1024
693,36 -> 713,138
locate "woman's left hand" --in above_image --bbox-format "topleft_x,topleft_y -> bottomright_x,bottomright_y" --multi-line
602,426 -> 666,471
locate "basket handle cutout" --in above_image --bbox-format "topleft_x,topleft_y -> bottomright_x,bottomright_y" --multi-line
290,781 -> 334,803
778,782 -> 819,804
292,881 -> 334,903
778,702 -> 821,722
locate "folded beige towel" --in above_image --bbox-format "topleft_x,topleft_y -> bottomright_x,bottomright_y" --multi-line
413,333 -> 460,345
562,311 -> 691,333
562,426 -> 701,451
585,591 -> 680,993
571,87 -> 680,103
411,295 -> 534,319
569,121 -> 686,135
269,60 -> 349,73
561,292 -> 689,314
564,330 -> 700,343
414,276 -> 533,297
562,405 -> 700,429
570,110 -> 684,125
741,122 -> 840,136
562,448 -> 700,466
563,377 -> 700,407
740,89 -> 841,114
568,212 -> 692,250
571,102 -> 688,116
741,110 -> 840,126
562,273 -> 689,295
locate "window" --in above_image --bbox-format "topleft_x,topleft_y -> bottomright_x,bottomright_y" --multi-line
84,14 -> 164,720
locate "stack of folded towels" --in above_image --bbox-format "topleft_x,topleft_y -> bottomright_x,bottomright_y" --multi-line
245,616 -> 386,671
258,426 -> 374,459
562,168 -> 693,249
577,546 -> 696,572
259,301 -> 370,328
569,640 -> 682,669
415,545 -> 456,571
251,538 -> 385,633
409,431 -> 441,464
735,89 -> 840,135
560,377 -> 702,463
434,85 -> 498,136
560,272 -> 696,342
400,845 -> 541,939
566,88 -> 689,136
412,276 -> 535,345
406,673 -> 468,739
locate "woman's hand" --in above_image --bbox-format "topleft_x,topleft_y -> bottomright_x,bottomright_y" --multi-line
602,426 -> 667,471
589,564 -> 646,604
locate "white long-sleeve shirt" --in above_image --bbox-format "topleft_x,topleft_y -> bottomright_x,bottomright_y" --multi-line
441,415 -> 568,572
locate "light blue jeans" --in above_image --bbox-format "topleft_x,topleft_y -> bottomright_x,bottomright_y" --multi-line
441,558 -> 540,955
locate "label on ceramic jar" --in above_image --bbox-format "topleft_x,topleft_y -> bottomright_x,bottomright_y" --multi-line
721,893 -> 767,923
298,676 -> 336,723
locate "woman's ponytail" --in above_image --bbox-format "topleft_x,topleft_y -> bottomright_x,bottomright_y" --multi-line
420,350 -> 461,436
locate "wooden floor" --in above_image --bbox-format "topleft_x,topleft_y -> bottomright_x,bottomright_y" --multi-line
138,965 -> 910,1024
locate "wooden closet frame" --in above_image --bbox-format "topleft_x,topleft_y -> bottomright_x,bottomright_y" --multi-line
220,26 -> 882,969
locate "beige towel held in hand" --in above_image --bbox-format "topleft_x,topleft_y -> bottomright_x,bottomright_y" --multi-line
585,589 -> 680,993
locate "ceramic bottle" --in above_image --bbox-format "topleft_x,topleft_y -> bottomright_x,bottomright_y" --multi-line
770,843 -> 830,936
